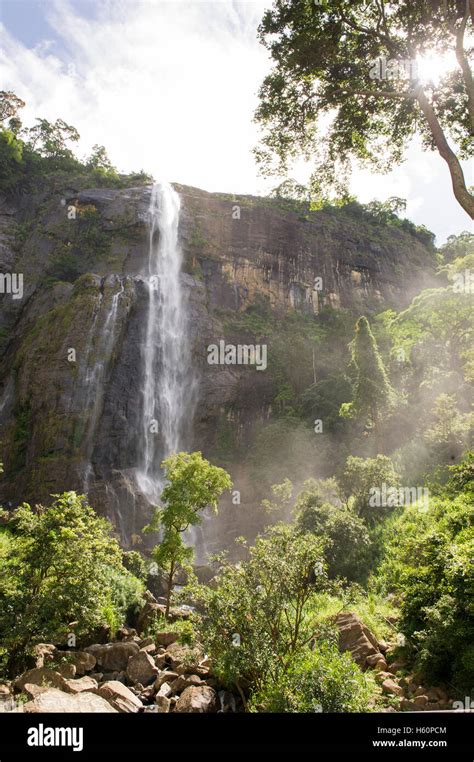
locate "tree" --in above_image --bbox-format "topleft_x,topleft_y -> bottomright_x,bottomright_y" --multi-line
26,118 -> 80,160
255,0 -> 474,218
0,492 -> 143,674
0,91 -> 25,123
86,144 -> 118,175
191,523 -> 328,701
145,451 -> 232,618
294,479 -> 370,580
340,316 -> 395,452
339,454 -> 401,526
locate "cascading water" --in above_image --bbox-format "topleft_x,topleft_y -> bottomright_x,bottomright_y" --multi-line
83,277 -> 124,493
136,182 -> 196,504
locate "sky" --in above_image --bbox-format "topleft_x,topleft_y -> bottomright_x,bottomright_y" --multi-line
0,0 -> 472,244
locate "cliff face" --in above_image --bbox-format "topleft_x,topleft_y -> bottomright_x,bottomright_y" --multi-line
0,182 -> 437,556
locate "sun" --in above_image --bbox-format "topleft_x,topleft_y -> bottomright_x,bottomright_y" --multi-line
416,50 -> 457,87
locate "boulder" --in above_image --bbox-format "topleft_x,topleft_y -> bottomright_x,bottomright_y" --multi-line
413,695 -> 429,708
366,653 -> 387,669
32,644 -> 56,668
14,667 -> 68,693
155,695 -> 171,713
156,682 -> 173,698
56,650 -> 96,676
23,688 -> 118,713
126,651 -> 159,686
382,678 -> 404,697
56,663 -> 76,679
23,683 -> 50,700
85,641 -> 139,671
96,681 -> 143,713
116,626 -> 138,641
63,676 -> 98,694
174,686 -> 217,713
155,632 -> 180,647
169,674 -> 202,694
335,612 -> 381,668
164,643 -> 202,671
154,671 -> 179,690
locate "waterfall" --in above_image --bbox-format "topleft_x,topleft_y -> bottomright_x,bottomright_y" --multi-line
136,182 -> 195,503
83,276 -> 124,493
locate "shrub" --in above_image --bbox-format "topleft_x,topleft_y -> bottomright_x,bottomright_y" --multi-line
250,643 -> 372,713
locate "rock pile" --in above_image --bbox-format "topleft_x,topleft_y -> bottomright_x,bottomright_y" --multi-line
2,631 -> 239,714
335,611 -> 454,712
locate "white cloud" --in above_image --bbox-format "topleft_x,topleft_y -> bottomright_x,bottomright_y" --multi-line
0,0 -> 471,242
0,0 -> 272,192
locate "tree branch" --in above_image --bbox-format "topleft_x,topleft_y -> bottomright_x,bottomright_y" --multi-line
415,86 -> 474,218
455,1 -> 474,134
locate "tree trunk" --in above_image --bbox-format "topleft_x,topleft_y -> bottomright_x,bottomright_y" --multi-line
165,562 -> 175,620
416,87 -> 474,219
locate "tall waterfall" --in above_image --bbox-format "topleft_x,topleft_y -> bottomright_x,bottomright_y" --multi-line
137,182 -> 195,502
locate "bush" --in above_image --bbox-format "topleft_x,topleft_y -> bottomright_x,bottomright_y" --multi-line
191,524 -> 328,696
0,492 -> 144,675
294,479 -> 371,581
250,643 -> 372,713
374,482 -> 473,691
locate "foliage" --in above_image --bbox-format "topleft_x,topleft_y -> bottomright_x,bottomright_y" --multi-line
294,479 -> 370,581
340,317 -> 396,453
191,523 -> 328,696
0,492 -> 144,675
255,0 -> 473,216
250,642 -> 372,713
374,460 -> 474,691
339,455 -> 401,526
122,550 -> 147,581
145,452 -> 232,617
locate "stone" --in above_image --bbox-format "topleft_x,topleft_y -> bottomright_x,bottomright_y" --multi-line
377,639 -> 389,654
138,636 -> 155,649
14,667 -> 68,693
155,695 -> 171,713
414,685 -> 427,697
126,651 -> 159,685
413,695 -> 429,707
140,643 -> 156,655
374,659 -> 389,672
56,650 -> 96,676
63,676 -> 98,694
400,698 -> 419,711
154,671 -> 179,690
116,626 -> 138,641
23,683 -> 50,700
335,612 -> 380,668
85,641 -> 139,671
382,678 -> 404,697
155,632 -> 180,647
169,674 -> 202,694
32,644 -> 56,668
156,682 -> 173,698
174,685 -> 217,713
56,663 -> 76,679
366,653 -> 387,669
164,643 -> 202,670
23,688 -> 118,713
96,681 -> 143,713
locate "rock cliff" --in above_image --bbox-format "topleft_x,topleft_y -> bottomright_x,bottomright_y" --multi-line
0,182 -> 437,555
